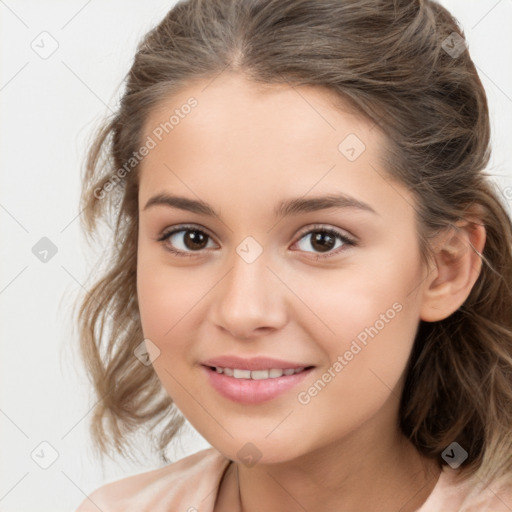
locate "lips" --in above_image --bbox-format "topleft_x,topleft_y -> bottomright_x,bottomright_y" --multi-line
201,355 -> 315,404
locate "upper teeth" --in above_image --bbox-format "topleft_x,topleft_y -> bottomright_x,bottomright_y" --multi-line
215,367 -> 305,379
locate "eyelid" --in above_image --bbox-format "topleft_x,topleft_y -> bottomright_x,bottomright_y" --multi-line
294,223 -> 356,244
157,223 -> 216,239
156,223 -> 219,255
290,224 -> 357,260
156,222 -> 357,259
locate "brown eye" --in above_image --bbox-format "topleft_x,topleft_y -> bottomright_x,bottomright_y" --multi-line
309,232 -> 337,252
180,230 -> 209,250
157,225 -> 216,256
293,226 -> 357,259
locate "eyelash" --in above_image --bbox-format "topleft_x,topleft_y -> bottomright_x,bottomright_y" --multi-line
156,224 -> 357,260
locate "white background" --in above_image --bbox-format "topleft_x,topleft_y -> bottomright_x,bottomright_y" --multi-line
1,1 -> 511,511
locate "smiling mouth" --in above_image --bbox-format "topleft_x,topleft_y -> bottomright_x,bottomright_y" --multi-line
206,365 -> 314,380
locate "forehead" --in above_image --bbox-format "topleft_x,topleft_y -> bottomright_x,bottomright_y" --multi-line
141,72 -> 372,162
137,72 -> 415,225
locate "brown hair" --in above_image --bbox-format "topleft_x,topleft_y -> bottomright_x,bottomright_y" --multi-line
74,0 -> 512,486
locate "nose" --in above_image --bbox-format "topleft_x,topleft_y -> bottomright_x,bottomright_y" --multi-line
209,248 -> 288,340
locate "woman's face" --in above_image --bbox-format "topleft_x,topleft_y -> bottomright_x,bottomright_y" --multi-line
136,72 -> 431,464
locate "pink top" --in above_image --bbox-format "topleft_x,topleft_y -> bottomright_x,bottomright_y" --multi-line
75,447 -> 512,511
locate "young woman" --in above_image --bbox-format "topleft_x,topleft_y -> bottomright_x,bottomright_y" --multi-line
74,0 -> 512,510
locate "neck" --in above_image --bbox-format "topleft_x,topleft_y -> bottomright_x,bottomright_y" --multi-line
217,395 -> 442,512
239,438 -> 439,512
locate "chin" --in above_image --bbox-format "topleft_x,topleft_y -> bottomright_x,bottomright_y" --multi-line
208,435 -> 310,468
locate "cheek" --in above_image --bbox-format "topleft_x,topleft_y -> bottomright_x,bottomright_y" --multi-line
294,259 -> 421,388
136,238 -> 205,330
136,264 -> 198,407
136,259 -> 216,382
295,259 -> 414,338
137,264 -> 172,338
287,275 -> 420,450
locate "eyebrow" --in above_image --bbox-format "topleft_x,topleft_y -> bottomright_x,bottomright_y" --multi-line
142,192 -> 378,218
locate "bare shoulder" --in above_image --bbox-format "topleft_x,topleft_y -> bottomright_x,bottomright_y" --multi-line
450,469 -> 512,511
469,477 -> 512,511
74,447 -> 229,512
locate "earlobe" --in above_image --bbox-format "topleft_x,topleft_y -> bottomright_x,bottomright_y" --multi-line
419,220 -> 486,323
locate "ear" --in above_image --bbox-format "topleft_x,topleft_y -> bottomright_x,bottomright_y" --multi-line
419,217 -> 486,323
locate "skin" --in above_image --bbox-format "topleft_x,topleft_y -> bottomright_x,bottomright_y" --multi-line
136,72 -> 486,511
